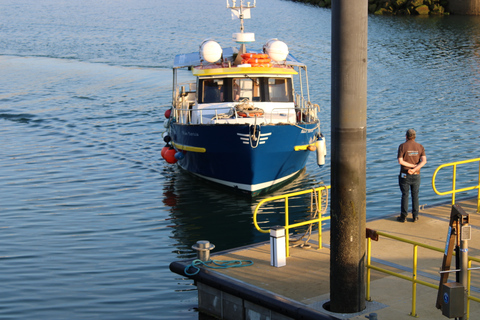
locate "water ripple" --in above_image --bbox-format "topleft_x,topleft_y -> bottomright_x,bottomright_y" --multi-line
1,1 -> 480,319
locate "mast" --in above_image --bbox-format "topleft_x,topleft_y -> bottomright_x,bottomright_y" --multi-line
227,0 -> 256,64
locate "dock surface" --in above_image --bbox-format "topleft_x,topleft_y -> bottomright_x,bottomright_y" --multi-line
171,199 -> 480,319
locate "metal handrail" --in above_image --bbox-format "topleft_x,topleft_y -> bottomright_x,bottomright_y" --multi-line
432,157 -> 480,213
253,185 -> 331,257
172,103 -> 318,125
367,230 -> 480,318
173,106 -> 238,124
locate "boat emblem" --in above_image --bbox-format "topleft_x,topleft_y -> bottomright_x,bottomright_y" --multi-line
237,132 -> 271,146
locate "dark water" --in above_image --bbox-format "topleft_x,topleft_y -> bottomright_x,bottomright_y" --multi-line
1,0 -> 479,318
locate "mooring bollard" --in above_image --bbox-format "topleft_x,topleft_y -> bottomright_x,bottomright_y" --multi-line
270,226 -> 286,267
365,313 -> 377,320
192,240 -> 215,262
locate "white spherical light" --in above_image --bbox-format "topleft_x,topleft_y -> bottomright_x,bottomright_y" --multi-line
263,39 -> 289,62
200,40 -> 223,63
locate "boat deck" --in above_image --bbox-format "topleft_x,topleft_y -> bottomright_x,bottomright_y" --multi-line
171,198 -> 480,319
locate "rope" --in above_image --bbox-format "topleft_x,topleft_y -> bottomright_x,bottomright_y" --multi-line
291,122 -> 320,132
249,122 -> 261,148
291,185 -> 329,249
184,259 -> 254,276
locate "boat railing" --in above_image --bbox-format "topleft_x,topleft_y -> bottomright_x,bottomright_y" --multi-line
173,106 -> 239,124
174,83 -> 196,109
172,98 -> 318,125
174,97 -> 191,124
173,105 -> 319,125
432,157 -> 480,213
253,185 -> 331,258
295,93 -> 319,122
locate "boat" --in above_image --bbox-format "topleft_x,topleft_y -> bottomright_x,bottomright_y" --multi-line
161,0 -> 326,196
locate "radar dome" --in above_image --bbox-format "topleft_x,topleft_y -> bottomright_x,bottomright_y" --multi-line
200,40 -> 222,63
233,32 -> 255,44
263,39 -> 289,62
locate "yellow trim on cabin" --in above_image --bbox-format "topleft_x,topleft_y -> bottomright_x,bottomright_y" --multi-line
192,66 -> 298,76
294,143 -> 315,151
171,142 -> 206,153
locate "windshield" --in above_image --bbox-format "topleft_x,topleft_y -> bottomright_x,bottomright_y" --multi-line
198,77 -> 293,103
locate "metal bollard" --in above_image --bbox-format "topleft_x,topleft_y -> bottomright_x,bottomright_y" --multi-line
192,240 -> 215,262
270,226 -> 286,267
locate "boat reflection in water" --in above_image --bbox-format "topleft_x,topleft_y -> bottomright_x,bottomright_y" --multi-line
162,168 -> 267,258
162,165 -> 330,259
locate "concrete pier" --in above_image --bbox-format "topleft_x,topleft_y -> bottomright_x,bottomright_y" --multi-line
170,198 -> 480,319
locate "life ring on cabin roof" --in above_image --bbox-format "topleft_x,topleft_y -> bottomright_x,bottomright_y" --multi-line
246,58 -> 271,64
241,53 -> 269,59
241,60 -> 272,66
241,56 -> 272,67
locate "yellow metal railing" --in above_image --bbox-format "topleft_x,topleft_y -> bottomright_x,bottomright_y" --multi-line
432,157 -> 480,213
367,230 -> 480,318
253,185 -> 331,257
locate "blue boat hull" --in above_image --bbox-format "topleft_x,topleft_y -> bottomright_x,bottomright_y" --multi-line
169,122 -> 319,195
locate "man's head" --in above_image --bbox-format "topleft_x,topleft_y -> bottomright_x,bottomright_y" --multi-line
406,128 -> 416,140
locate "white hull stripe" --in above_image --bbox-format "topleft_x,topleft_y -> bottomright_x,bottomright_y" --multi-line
188,170 -> 300,192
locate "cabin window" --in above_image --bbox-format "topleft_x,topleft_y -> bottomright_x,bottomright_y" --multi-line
268,78 -> 292,102
233,78 -> 261,102
202,79 -> 226,103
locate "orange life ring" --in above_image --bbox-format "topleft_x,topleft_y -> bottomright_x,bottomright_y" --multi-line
247,58 -> 271,64
238,111 -> 264,118
255,53 -> 269,59
241,53 -> 270,59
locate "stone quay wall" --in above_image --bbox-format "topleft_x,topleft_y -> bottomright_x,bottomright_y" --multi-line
290,0 -> 450,15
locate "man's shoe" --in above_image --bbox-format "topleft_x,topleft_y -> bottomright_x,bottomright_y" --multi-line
396,215 -> 406,223
412,216 -> 419,222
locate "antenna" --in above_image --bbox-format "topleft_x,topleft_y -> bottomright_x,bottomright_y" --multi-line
227,0 -> 256,32
228,0 -> 255,62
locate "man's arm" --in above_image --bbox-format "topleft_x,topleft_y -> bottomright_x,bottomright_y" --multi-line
410,156 -> 427,174
398,157 -> 416,168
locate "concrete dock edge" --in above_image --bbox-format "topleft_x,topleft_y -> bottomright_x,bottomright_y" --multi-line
169,260 -> 336,319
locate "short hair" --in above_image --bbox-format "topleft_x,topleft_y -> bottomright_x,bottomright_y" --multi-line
406,129 -> 416,140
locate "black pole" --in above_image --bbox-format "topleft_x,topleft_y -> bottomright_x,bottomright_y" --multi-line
330,0 -> 368,314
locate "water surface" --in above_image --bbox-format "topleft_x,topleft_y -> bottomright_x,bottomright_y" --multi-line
1,0 -> 479,318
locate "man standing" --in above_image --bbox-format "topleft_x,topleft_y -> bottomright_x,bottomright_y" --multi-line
397,129 -> 427,222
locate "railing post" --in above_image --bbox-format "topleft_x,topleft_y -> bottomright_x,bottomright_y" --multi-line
366,237 -> 371,301
452,164 -> 457,205
317,188 -> 323,250
284,197 -> 290,257
477,161 -> 480,213
467,259 -> 471,319
411,244 -> 418,317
